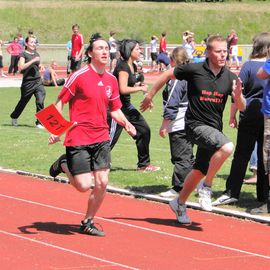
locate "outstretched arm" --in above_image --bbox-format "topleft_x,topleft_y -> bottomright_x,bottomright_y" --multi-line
140,68 -> 175,112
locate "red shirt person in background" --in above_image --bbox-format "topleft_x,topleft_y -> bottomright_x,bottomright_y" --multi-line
227,29 -> 240,69
70,24 -> 84,72
159,32 -> 167,53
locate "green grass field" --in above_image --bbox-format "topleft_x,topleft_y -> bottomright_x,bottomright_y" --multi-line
0,85 -> 261,212
0,1 -> 270,44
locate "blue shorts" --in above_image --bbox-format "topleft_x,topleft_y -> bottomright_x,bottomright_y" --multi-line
186,125 -> 231,175
66,140 -> 111,176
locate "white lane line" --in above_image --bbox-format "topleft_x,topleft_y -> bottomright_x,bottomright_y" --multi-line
1,193 -> 270,260
0,229 -> 138,270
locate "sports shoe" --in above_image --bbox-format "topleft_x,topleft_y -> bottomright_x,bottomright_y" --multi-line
159,188 -> 178,198
169,197 -> 191,224
36,123 -> 45,129
49,154 -> 67,178
212,194 -> 238,206
198,185 -> 213,211
11,118 -> 18,126
250,201 -> 270,215
137,164 -> 160,172
1,73 -> 7,77
80,219 -> 105,237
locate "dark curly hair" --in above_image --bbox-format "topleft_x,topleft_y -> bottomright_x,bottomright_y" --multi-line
84,33 -> 109,63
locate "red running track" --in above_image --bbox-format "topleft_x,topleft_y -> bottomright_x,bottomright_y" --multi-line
0,172 -> 270,270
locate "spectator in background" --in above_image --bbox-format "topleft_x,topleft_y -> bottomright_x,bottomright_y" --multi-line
251,43 -> 270,214
157,51 -> 170,72
108,31 -> 118,73
150,35 -> 158,72
17,33 -> 25,51
70,24 -> 84,72
228,29 -> 240,69
159,32 -> 167,53
66,40 -> 72,75
0,39 -> 7,77
43,61 -> 65,87
182,30 -> 196,62
27,29 -> 39,46
159,47 -> 194,199
6,36 -> 22,75
10,35 -> 46,129
213,32 -> 269,207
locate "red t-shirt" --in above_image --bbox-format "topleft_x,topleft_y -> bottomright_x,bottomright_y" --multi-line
71,33 -> 84,58
230,35 -> 238,46
58,64 -> 122,146
159,37 -> 167,53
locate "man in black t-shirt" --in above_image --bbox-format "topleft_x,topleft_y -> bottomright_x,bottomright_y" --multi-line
141,35 -> 246,224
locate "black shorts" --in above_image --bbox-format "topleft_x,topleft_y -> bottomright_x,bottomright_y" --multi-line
151,52 -> 158,61
70,57 -> 82,71
186,125 -> 231,175
66,140 -> 111,176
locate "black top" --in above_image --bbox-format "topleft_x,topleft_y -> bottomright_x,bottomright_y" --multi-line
20,50 -> 42,90
174,60 -> 237,131
238,60 -> 267,123
113,59 -> 137,107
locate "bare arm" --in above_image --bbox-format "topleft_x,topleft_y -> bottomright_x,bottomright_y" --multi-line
229,103 -> 238,128
50,69 -> 58,87
118,71 -> 148,95
232,78 -> 246,112
18,56 -> 40,72
140,68 -> 175,112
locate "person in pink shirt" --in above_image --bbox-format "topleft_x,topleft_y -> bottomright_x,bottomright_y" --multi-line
70,24 -> 84,72
6,36 -> 22,75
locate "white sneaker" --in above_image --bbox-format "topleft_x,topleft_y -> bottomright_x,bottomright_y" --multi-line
212,194 -> 238,206
169,197 -> 191,224
1,74 -> 7,77
159,189 -> 178,198
36,124 -> 45,129
11,118 -> 18,126
198,185 -> 212,211
196,179 -> 204,193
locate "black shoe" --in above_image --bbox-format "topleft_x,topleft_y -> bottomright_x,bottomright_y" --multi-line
80,219 -> 105,237
250,201 -> 270,215
49,154 -> 67,178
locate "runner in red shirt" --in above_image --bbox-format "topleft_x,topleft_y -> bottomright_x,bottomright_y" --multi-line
48,33 -> 136,237
70,24 -> 84,72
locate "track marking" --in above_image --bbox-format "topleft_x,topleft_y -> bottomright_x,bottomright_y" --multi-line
0,229 -> 138,270
1,193 -> 270,260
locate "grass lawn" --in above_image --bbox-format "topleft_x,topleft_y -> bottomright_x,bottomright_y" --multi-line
0,1 -> 270,44
0,84 -> 262,213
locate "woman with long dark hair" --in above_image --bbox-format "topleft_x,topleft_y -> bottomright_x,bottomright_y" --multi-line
109,39 -> 160,172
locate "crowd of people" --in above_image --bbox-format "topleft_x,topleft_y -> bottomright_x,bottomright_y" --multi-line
3,25 -> 270,236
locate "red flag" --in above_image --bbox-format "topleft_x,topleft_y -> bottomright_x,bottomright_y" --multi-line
35,104 -> 76,136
